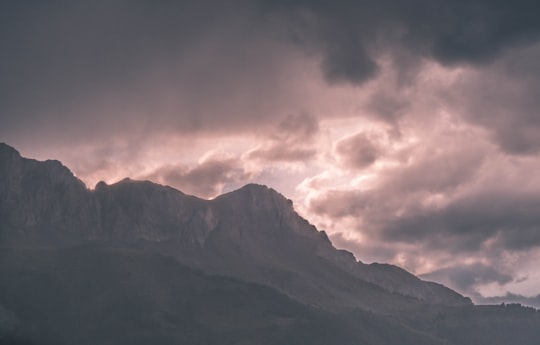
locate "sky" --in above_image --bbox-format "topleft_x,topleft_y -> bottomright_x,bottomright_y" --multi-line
2,0 -> 540,307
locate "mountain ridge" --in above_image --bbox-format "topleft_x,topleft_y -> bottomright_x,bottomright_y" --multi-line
0,142 -> 471,310
4,142 -> 540,345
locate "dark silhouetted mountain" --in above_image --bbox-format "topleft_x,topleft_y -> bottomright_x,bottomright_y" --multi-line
2,142 -> 540,345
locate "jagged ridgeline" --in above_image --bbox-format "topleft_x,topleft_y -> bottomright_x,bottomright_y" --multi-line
1,142 -> 540,345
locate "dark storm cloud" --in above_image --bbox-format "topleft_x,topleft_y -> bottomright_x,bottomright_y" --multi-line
0,0 -> 308,146
267,0 -> 540,154
312,186 -> 540,253
364,89 -> 410,123
143,154 -> 250,198
450,43 -> 540,154
248,113 -> 319,162
266,0 -> 540,84
322,37 -> 379,85
3,0 -> 540,137
382,189 -> 540,251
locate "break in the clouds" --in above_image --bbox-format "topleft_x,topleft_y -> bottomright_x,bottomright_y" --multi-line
3,0 -> 540,306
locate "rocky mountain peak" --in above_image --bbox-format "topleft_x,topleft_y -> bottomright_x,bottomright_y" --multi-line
212,183 -> 315,239
0,142 -> 20,158
216,183 -> 291,207
0,143 -> 84,189
0,144 -> 21,192
94,180 -> 108,191
0,144 -> 98,244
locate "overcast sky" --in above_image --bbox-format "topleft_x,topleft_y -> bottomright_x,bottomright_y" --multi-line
3,0 -> 540,307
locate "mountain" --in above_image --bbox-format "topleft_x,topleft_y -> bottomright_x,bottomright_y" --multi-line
0,245 -> 449,345
0,143 -> 469,310
2,142 -> 540,345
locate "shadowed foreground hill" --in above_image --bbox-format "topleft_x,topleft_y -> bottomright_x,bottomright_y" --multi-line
0,246 -> 442,345
0,143 -> 469,311
1,246 -> 539,345
1,142 -> 540,344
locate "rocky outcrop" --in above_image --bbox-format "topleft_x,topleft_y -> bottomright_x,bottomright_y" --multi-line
94,178 -> 213,244
0,143 -> 100,244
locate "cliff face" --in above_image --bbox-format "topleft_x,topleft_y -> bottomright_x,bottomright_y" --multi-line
0,144 -> 100,243
94,178 -> 213,244
0,143 -> 471,309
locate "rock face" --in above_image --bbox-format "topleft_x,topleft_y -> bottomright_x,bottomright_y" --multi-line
0,143 -> 100,244
0,143 -> 471,310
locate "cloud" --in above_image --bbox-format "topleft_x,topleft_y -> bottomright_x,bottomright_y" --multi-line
310,155 -> 540,255
421,263 -> 513,295
310,133 -> 486,221
143,152 -> 251,198
248,146 -> 316,163
303,117 -> 540,296
477,293 -> 540,309
382,189 -> 540,251
418,263 -> 540,309
448,43 -> 540,154
335,132 -> 382,169
0,1 -> 323,147
4,0 -> 540,161
322,37 -> 379,85
275,112 -> 319,139
364,88 -> 410,124
4,1 -> 540,145
266,0 -> 540,85
247,113 -> 319,163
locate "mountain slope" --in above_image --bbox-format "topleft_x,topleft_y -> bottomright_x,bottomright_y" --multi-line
0,246 -> 446,345
2,246 -> 539,345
